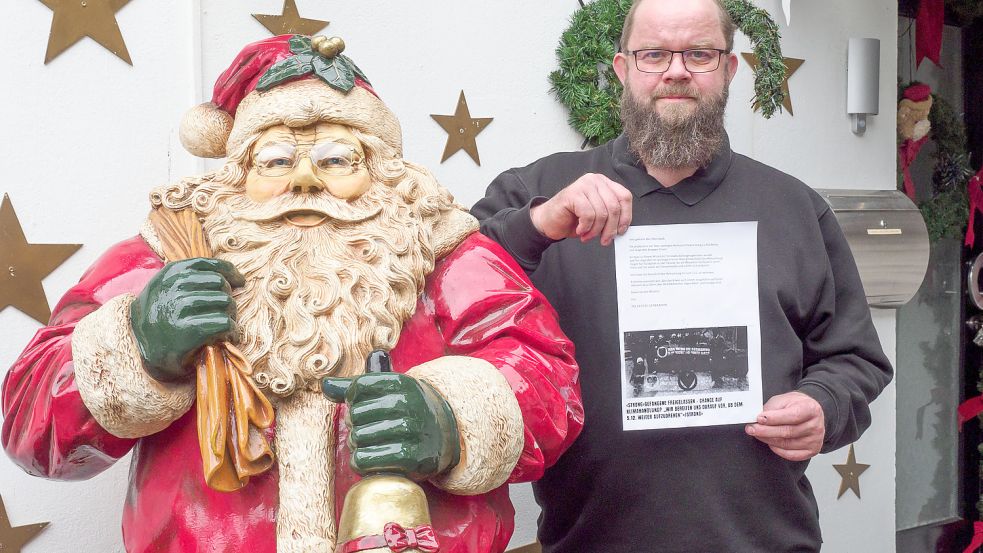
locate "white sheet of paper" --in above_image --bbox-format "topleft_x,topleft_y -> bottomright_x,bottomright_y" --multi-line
614,222 -> 763,431
782,0 -> 791,26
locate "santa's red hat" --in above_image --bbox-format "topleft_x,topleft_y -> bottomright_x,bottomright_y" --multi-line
179,35 -> 402,158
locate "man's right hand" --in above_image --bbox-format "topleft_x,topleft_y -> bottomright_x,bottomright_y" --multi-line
129,258 -> 245,382
530,173 -> 633,246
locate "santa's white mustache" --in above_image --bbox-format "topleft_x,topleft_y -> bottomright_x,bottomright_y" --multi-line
234,193 -> 383,224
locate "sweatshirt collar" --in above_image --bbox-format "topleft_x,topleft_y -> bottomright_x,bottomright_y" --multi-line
611,132 -> 733,206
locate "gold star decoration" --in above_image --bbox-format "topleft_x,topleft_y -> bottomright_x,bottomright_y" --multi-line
740,53 -> 804,115
253,0 -> 329,36
833,444 -> 870,499
0,194 -> 82,325
0,495 -> 48,553
431,91 -> 494,165
38,0 -> 133,65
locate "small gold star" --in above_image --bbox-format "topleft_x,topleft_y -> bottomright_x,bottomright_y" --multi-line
833,444 -> 870,499
431,91 -> 494,165
0,194 -> 82,324
253,0 -> 329,36
38,0 -> 133,65
0,495 -> 48,553
740,53 -> 804,115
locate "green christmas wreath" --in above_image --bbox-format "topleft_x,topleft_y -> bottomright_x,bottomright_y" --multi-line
549,0 -> 786,146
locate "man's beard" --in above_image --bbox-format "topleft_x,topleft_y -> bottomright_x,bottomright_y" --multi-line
198,182 -> 435,398
620,79 -> 728,169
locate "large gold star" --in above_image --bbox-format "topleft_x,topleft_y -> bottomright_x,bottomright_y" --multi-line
0,495 -> 48,553
431,91 -> 494,165
0,194 -> 82,324
740,53 -> 804,115
38,0 -> 133,65
253,0 -> 329,36
833,444 -> 870,499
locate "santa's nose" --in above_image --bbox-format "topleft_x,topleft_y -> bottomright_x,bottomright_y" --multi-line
290,158 -> 326,194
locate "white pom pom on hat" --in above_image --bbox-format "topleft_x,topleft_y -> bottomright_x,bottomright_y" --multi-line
179,102 -> 234,158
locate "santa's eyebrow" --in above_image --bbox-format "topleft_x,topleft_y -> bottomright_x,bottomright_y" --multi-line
254,140 -> 296,151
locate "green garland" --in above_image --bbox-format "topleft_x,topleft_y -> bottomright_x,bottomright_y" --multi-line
898,83 -> 973,241
549,0 -> 786,146
949,0 -> 983,25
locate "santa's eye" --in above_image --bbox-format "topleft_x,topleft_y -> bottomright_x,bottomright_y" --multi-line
310,141 -> 362,174
253,143 -> 298,176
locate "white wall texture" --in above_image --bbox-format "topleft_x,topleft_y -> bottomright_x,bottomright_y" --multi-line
0,0 -> 897,551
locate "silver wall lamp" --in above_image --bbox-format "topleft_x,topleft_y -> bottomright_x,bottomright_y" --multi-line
847,38 -> 881,135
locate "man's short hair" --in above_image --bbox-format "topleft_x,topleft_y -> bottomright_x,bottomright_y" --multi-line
619,0 -> 737,52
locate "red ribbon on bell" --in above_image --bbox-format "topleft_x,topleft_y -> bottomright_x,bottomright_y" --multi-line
384,522 -> 440,552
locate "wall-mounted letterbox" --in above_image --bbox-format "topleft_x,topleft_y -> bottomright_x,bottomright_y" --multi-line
816,189 -> 930,308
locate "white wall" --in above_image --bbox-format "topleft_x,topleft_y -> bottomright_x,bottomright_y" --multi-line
0,1 -> 897,551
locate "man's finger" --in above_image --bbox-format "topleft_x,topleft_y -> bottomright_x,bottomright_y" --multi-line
745,422 -> 815,439
757,404 -> 816,426
595,183 -> 623,245
322,377 -> 354,402
748,432 -> 816,451
571,192 -> 597,237
767,445 -> 817,462
578,189 -> 609,241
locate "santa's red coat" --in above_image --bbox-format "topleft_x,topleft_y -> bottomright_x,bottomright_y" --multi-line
2,232 -> 583,552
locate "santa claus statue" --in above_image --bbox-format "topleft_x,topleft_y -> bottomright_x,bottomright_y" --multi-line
2,35 -> 582,553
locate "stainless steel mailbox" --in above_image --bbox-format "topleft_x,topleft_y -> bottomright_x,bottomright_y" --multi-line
816,189 -> 929,308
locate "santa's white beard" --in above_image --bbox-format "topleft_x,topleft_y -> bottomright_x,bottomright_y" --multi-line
200,187 -> 435,398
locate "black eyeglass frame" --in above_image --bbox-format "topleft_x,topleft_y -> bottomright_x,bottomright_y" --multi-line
623,48 -> 730,74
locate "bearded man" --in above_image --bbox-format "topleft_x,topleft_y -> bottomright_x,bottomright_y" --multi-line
2,35 -> 583,553
471,0 -> 892,551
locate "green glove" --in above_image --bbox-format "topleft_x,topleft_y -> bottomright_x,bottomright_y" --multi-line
129,257 -> 244,382
322,351 -> 461,481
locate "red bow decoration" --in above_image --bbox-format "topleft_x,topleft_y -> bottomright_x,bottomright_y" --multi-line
916,0 -> 944,68
966,170 -> 983,248
957,395 -> 983,428
962,521 -> 983,553
384,523 -> 440,552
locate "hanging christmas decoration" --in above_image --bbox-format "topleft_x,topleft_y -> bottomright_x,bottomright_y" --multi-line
252,0 -> 329,37
549,0 -> 786,146
0,495 -> 48,553
833,444 -> 870,499
915,0 -> 944,68
897,83 -> 933,200
781,0 -> 791,26
740,53 -> 803,115
0,194 -> 82,324
896,82 -> 973,242
430,91 -> 493,165
38,0 -> 133,65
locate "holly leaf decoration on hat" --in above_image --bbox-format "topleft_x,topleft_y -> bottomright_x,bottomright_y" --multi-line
313,55 -> 355,90
256,55 -> 315,90
256,34 -> 369,93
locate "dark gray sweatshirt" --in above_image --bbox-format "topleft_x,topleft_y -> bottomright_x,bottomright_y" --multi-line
471,134 -> 893,553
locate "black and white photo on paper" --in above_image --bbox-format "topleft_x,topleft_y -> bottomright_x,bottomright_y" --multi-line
623,326 -> 749,399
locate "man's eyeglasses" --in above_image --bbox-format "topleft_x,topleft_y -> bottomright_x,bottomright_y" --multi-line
624,48 -> 728,74
252,140 -> 364,177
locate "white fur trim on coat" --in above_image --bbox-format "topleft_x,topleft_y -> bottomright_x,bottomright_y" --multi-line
72,294 -> 195,439
273,389 -> 338,553
407,357 -> 523,495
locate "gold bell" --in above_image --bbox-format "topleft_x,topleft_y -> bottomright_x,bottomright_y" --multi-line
335,474 -> 436,553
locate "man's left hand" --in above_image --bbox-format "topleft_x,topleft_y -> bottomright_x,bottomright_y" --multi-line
745,391 -> 825,462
